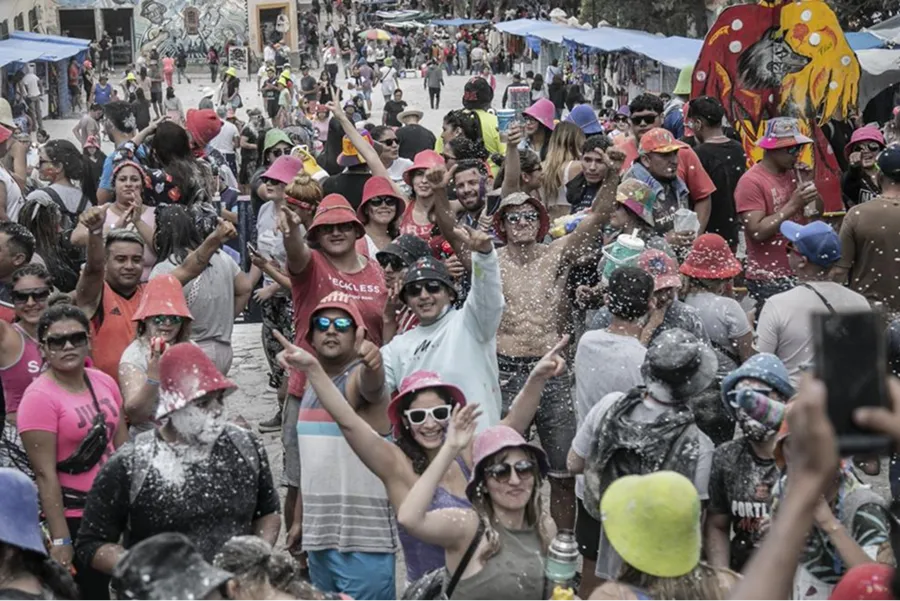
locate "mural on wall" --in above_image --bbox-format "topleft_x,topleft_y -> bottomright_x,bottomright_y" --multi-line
692,0 -> 860,214
135,0 -> 248,62
53,0 -> 137,6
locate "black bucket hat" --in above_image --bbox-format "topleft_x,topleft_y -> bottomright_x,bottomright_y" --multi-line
113,533 -> 233,600
376,234 -> 431,268
401,257 -> 457,302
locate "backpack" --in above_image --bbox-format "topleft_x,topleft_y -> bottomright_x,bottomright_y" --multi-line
40,186 -> 90,229
127,423 -> 260,505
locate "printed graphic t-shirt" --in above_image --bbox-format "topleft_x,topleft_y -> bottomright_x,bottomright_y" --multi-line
17,368 -> 123,517
288,251 -> 387,398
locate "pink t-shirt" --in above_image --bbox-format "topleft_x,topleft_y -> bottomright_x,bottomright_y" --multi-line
162,57 -> 175,74
0,324 -> 43,414
17,368 -> 123,517
735,163 -> 806,281
288,250 -> 387,398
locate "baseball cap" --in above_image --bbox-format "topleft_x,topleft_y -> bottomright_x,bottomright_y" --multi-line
780,220 -> 841,267
639,128 -> 686,155
637,249 -> 681,290
877,145 -> 900,180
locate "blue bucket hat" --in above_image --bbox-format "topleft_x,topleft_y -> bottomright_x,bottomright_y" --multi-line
0,468 -> 47,556
565,104 -> 603,135
721,353 -> 794,417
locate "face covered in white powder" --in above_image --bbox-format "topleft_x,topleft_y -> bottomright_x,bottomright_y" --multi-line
168,391 -> 227,446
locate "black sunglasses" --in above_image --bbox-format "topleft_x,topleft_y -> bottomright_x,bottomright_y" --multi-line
378,254 -> 407,271
484,459 -> 536,482
368,197 -> 397,208
854,141 -> 882,153
405,280 -> 444,297
379,138 -> 399,146
11,288 -> 51,304
317,223 -> 357,234
631,114 -> 658,126
261,176 -> 284,185
44,331 -> 89,351
614,116 -> 629,123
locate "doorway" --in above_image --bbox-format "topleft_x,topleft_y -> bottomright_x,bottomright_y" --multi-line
102,8 -> 133,66
258,5 -> 290,50
58,10 -> 96,42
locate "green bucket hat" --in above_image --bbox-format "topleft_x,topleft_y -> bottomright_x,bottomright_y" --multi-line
263,129 -> 293,154
616,179 -> 656,227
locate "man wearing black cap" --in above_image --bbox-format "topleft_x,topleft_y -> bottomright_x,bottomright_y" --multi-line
376,234 -> 431,340
380,226 -> 504,431
835,146 -> 900,317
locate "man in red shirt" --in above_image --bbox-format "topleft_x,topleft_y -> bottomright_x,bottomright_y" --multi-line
734,117 -> 821,309
615,93 -> 715,232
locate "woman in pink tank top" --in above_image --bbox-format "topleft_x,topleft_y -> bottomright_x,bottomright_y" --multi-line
0,265 -> 51,424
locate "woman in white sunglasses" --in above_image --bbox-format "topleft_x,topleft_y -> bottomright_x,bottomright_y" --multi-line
276,333 -> 567,584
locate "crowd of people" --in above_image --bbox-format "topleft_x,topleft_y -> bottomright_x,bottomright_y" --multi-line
6,4 -> 900,601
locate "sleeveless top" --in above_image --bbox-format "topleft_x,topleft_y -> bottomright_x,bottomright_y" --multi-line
296,360 -> 397,554
91,281 -> 144,383
0,324 -> 42,414
399,456 -> 472,582
450,522 -> 544,600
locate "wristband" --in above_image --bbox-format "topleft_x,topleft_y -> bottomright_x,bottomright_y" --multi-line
90,228 -> 103,236
145,378 -> 160,386
52,537 -> 72,546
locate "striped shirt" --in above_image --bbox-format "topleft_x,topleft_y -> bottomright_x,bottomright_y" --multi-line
297,360 -> 398,554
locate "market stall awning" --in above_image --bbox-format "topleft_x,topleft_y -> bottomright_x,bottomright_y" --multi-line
562,27 -> 702,70
867,14 -> 900,45
856,48 -> 900,109
493,19 -> 547,36
0,46 -> 43,68
0,32 -> 89,68
9,31 -> 91,48
431,18 -> 490,26
846,31 -> 887,50
376,9 -> 423,19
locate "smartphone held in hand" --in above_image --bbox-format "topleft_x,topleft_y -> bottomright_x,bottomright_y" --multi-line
812,311 -> 891,455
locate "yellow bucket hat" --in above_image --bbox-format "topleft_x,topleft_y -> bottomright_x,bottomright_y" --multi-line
600,472 -> 700,578
226,67 -> 237,77
125,72 -> 137,81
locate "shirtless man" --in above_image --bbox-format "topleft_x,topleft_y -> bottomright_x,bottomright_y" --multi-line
492,145 -> 622,529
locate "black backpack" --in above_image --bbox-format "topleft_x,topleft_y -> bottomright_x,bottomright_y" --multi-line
40,186 -> 90,229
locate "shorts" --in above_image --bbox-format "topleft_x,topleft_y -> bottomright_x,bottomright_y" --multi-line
576,498 -> 601,561
307,549 -> 395,600
361,89 -> 372,101
151,89 -> 162,104
282,394 -> 300,487
498,353 -> 576,477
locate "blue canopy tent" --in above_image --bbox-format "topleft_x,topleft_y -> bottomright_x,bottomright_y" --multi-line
0,31 -> 91,118
431,18 -> 490,26
846,31 -> 888,51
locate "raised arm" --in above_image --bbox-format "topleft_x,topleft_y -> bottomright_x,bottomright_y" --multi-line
326,97 -> 395,186
427,164 -> 472,269
501,336 -> 568,434
169,219 -> 237,285
458,227 -> 504,343
500,123 -> 523,199
274,331 -> 410,491
396,405 -> 481,550
280,204 -> 313,275
557,148 -> 623,265
74,205 -> 109,318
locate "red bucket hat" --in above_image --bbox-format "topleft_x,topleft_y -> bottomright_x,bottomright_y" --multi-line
156,343 -> 237,419
132,274 -> 192,322
679,233 -> 742,280
306,291 -> 367,343
466,425 -> 548,500
403,150 -> 445,186
0,125 -> 12,146
358,176 -> 406,219
387,371 -> 467,439
492,192 -> 550,243
308,194 -> 366,241
185,109 -> 222,149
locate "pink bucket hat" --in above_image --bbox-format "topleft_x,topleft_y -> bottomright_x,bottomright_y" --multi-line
262,155 -> 304,184
466,425 -> 548,500
523,98 -> 556,132
388,371 -> 467,438
845,126 -> 885,160
156,343 -> 237,419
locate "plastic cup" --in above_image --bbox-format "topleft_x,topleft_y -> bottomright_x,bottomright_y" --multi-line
496,109 -> 516,133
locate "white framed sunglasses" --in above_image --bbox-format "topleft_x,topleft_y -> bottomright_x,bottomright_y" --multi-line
404,404 -> 452,425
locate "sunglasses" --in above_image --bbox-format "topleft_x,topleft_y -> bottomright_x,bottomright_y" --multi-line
614,116 -> 629,123
44,331 -> 89,351
405,280 -> 444,297
630,114 -> 658,126
379,138 -> 399,146
784,145 -> 804,156
312,316 -> 355,332
785,242 -> 802,256
367,197 -> 397,208
261,176 -> 285,186
485,459 -> 536,482
505,211 -> 539,225
378,254 -> 407,271
317,222 -> 357,235
404,404 -> 452,425
854,142 -> 883,153
11,287 -> 51,304
149,315 -> 184,327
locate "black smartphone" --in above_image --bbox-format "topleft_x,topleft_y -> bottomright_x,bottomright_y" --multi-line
485,192 -> 503,217
812,311 -> 891,455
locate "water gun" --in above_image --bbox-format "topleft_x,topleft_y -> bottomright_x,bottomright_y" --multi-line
549,210 -> 589,239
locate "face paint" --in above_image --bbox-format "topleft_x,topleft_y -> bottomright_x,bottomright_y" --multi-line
168,403 -> 226,446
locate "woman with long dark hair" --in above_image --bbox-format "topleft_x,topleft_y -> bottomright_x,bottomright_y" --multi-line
18,200 -> 82,293
24,139 -> 91,226
357,176 -> 404,256
275,336 -> 566,583
81,136 -> 106,205
132,88 -> 151,131
0,468 -> 80,599
17,303 -> 127,599
151,204 -> 252,374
